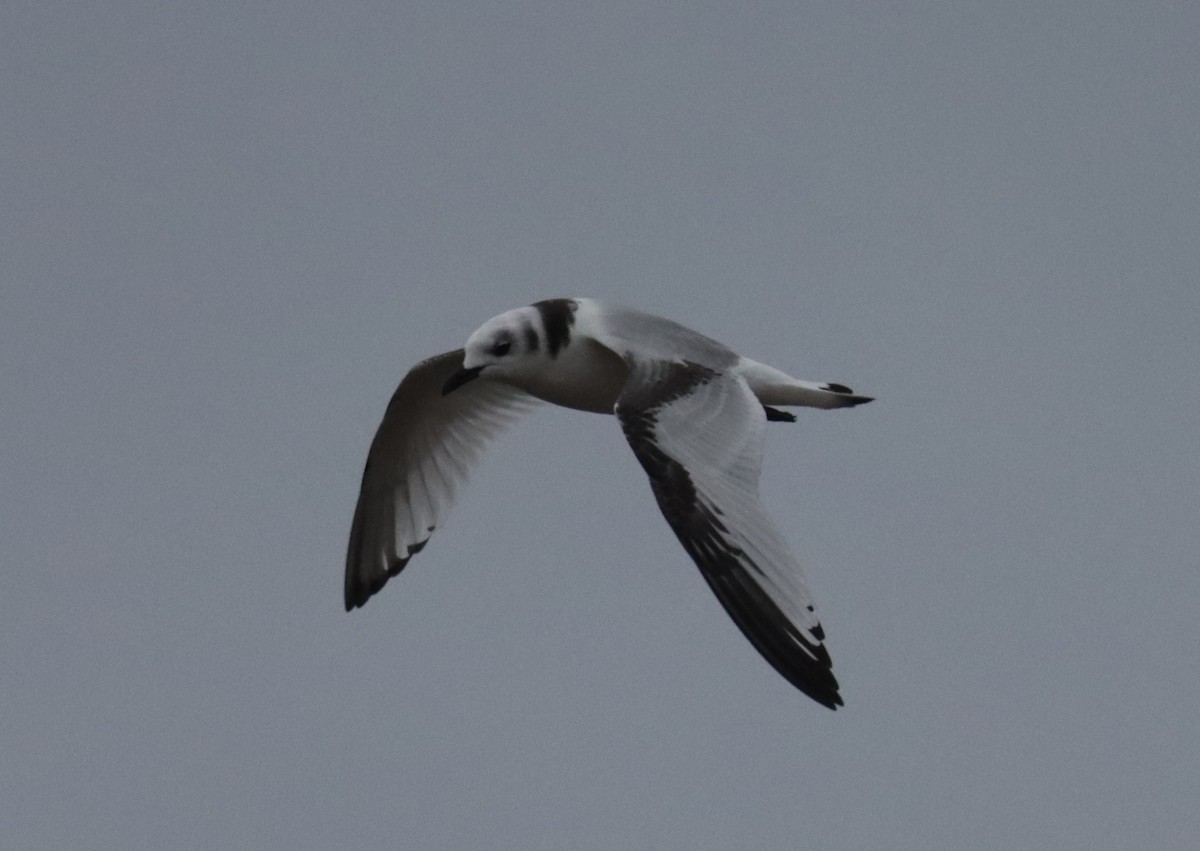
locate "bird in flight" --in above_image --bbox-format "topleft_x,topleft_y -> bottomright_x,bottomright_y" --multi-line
345,298 -> 872,709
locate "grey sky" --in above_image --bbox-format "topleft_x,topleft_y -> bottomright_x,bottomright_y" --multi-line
3,1 -> 1198,848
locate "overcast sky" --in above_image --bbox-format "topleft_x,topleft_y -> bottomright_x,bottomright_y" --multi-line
4,2 -> 1198,849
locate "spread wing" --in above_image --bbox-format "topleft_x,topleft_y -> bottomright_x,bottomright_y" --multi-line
345,349 -> 535,610
615,359 -> 842,708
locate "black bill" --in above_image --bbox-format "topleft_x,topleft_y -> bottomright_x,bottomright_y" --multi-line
441,365 -> 484,395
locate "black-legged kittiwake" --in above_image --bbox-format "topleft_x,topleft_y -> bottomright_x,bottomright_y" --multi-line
345,298 -> 872,709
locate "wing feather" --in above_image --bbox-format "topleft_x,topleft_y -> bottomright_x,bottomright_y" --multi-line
345,349 -> 534,610
616,360 -> 842,708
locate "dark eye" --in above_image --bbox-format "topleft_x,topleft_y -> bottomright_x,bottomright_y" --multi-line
491,339 -> 512,357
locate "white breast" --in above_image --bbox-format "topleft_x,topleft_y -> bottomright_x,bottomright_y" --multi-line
518,337 -> 629,414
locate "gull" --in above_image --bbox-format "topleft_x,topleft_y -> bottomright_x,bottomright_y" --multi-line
345,298 -> 872,709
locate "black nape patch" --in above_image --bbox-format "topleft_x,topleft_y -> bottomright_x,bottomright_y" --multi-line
763,405 -> 796,422
533,298 -> 577,357
825,383 -> 853,394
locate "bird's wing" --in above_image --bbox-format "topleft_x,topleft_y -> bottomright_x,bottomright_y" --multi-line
615,359 -> 841,708
345,349 -> 536,610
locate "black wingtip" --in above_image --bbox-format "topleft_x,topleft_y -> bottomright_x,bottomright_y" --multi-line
343,568 -> 393,612
793,661 -> 843,710
344,555 -> 399,611
791,665 -> 844,710
814,680 -> 845,710
442,365 -> 483,395
344,538 -> 430,612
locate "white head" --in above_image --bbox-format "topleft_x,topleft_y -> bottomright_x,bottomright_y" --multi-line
441,299 -> 578,395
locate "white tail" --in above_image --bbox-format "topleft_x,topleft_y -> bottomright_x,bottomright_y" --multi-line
734,358 -> 874,409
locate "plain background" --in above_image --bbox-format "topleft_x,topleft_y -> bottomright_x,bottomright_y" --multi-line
4,2 -> 1198,848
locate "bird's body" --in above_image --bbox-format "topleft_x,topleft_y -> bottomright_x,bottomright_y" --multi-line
346,298 -> 871,709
